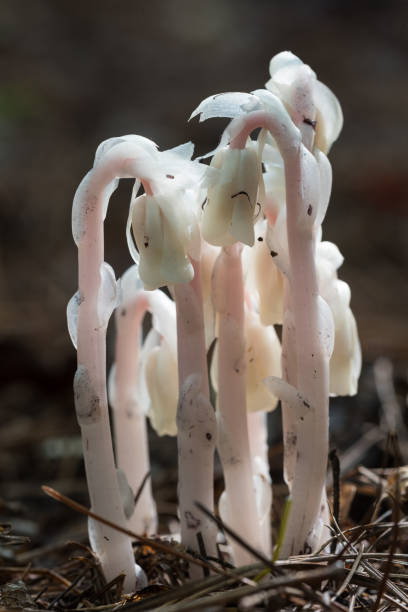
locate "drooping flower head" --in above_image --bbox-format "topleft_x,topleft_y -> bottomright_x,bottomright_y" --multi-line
127,143 -> 206,290
265,51 -> 343,153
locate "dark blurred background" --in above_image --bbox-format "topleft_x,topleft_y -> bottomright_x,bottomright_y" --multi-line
0,0 -> 407,542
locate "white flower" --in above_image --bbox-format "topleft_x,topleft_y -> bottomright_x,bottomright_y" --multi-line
210,306 -> 281,413
317,241 -> 362,395
201,141 -> 261,247
131,188 -> 199,290
124,142 -> 206,291
245,309 -> 281,412
144,337 -> 179,436
200,241 -> 221,348
265,51 -> 343,153
243,219 -> 284,326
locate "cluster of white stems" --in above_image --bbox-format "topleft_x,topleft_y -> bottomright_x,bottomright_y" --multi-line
67,52 -> 362,591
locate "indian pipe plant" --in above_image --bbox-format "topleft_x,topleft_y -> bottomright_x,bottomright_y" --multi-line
67,51 -> 361,591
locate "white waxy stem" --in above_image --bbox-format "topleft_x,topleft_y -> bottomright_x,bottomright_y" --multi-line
212,244 -> 263,566
210,303 -> 280,555
278,142 -> 334,557
222,99 -> 336,556
280,284 -> 298,489
202,142 -> 260,247
71,136 -> 191,590
173,256 -> 217,569
110,265 -> 181,532
193,54 -> 349,558
109,268 -> 155,535
244,306 -> 281,556
177,374 -> 217,565
247,412 -> 272,555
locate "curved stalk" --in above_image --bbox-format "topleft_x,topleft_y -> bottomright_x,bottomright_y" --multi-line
229,107 -> 330,556
73,142 -> 157,589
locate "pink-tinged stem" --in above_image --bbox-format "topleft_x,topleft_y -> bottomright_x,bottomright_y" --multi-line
279,148 -> 329,556
247,411 -> 272,556
281,279 -> 298,489
174,257 -> 217,568
214,244 -> 263,565
74,142 -> 155,589
112,294 -> 157,534
230,108 -> 330,556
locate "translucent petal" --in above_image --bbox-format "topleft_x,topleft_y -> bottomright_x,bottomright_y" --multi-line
160,227 -> 194,285
263,376 -> 312,420
155,190 -> 193,247
154,148 -> 206,190
314,149 -> 332,227
317,295 -> 335,359
66,290 -> 82,349
263,160 -> 286,222
186,214 -> 201,261
265,208 -> 290,278
262,141 -> 284,167
119,265 -> 144,304
314,80 -> 343,153
126,196 -> 140,265
138,328 -> 160,416
190,92 -> 259,122
202,145 -> 259,247
168,141 -> 194,160
268,51 -> 303,78
97,262 -> 118,329
201,242 -> 220,348
318,241 -> 344,272
148,289 -> 177,355
246,220 -> 285,326
245,310 -> 281,412
330,307 -> 361,396
145,342 -> 178,436
132,195 -> 164,290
